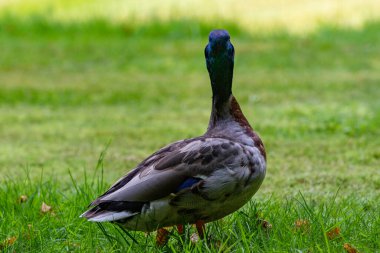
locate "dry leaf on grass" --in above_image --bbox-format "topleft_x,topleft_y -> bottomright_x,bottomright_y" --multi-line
258,219 -> 272,230
0,236 -> 17,250
294,219 -> 310,233
19,195 -> 28,203
41,202 -> 52,213
295,219 -> 309,228
326,227 -> 341,240
344,243 -> 359,253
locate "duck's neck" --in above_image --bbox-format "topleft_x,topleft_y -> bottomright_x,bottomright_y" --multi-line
206,59 -> 247,129
208,94 -> 252,130
204,52 -> 250,129
209,67 -> 233,111
206,52 -> 234,129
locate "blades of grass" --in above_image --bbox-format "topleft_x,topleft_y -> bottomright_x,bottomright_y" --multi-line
82,168 -> 92,202
237,210 -> 250,218
217,236 -> 232,253
295,191 -> 315,219
96,223 -> 119,246
22,164 -> 32,186
116,225 -> 139,244
325,197 -> 363,232
92,140 -> 111,188
113,226 -> 131,248
39,166 -> 44,186
68,168 -> 80,195
237,219 -> 250,250
316,212 -> 331,253
325,186 -> 341,218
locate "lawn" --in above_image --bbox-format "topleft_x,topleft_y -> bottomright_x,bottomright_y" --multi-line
0,12 -> 380,253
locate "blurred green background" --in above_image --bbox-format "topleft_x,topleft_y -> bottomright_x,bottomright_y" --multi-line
0,0 -> 379,198
0,1 -> 380,252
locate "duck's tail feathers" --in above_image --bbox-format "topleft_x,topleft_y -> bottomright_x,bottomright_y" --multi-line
80,200 -> 146,222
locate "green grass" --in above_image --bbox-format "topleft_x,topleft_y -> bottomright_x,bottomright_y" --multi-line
0,16 -> 379,252
1,172 -> 379,252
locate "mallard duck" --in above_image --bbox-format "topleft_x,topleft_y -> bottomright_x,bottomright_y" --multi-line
81,29 -> 266,243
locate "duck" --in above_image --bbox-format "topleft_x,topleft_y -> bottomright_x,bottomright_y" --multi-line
81,29 -> 266,244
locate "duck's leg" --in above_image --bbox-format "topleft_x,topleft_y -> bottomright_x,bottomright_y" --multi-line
195,220 -> 206,238
176,224 -> 187,242
156,228 -> 170,246
176,224 -> 184,234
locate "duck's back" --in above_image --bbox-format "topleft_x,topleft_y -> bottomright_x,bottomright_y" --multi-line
115,134 -> 266,231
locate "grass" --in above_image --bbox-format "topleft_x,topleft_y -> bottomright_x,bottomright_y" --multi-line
0,15 -> 380,252
1,172 -> 379,252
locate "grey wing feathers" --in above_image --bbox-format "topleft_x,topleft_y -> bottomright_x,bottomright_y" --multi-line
90,139 -> 192,205
89,137 -> 247,206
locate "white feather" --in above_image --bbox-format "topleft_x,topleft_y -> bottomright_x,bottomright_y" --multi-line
84,211 -> 137,222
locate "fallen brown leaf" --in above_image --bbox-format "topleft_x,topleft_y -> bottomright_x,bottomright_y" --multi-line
258,219 -> 272,230
344,243 -> 359,253
294,219 -> 310,233
326,227 -> 341,240
0,236 -> 17,250
295,219 -> 309,228
41,202 -> 52,213
19,195 -> 28,203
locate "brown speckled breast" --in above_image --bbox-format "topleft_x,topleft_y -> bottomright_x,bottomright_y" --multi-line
230,96 -> 266,161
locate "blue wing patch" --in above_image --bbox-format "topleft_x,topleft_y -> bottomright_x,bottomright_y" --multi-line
175,177 -> 201,192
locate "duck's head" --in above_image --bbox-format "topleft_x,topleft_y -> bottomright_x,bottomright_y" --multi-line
205,30 -> 234,60
205,30 -> 235,106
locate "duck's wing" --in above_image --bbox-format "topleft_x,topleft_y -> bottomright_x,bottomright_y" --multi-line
81,137 -> 247,221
